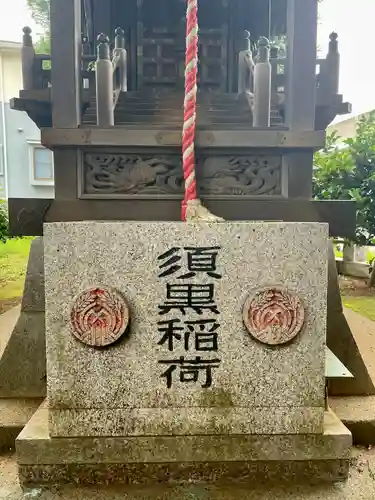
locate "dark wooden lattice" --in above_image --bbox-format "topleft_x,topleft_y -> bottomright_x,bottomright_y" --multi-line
136,0 -> 229,91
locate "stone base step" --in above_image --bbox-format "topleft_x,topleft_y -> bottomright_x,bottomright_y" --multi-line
17,407 -> 351,487
4,447 -> 374,500
0,398 -> 43,452
330,395 -> 375,445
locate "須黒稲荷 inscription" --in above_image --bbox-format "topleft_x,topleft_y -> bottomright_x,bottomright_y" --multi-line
157,247 -> 222,388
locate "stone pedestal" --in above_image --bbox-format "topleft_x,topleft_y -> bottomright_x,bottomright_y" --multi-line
18,406 -> 351,485
16,222 -> 352,486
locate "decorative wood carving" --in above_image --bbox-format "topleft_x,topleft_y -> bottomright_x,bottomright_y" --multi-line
70,287 -> 130,347
197,156 -> 281,196
83,153 -> 281,197
243,287 -> 305,346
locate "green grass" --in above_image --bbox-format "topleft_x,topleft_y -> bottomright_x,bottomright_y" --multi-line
334,248 -> 343,259
0,238 -> 33,301
367,249 -> 375,264
342,295 -> 375,322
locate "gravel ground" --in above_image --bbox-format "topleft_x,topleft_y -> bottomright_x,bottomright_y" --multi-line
1,448 -> 375,499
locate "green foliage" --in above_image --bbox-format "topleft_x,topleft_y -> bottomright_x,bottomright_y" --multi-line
27,0 -> 50,53
27,0 -> 50,30
35,35 -> 50,55
313,113 -> 375,245
0,201 -> 9,243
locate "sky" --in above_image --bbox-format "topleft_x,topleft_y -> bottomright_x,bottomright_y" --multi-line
0,0 -> 39,41
0,0 -> 374,121
317,0 -> 375,120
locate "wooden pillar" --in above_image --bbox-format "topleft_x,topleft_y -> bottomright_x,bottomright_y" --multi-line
96,34 -> 114,127
21,27 -> 35,90
253,37 -> 271,128
270,46 -> 279,107
285,0 -> 318,131
282,152 -> 314,199
319,33 -> 340,104
237,31 -> 254,95
50,0 -> 82,128
114,28 -> 128,92
283,0 -> 318,200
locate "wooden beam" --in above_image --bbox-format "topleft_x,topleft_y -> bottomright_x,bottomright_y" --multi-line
41,128 -> 325,149
18,89 -> 91,104
285,0 -> 318,130
282,152 -> 314,198
50,0 -> 82,127
53,150 -> 79,201
8,198 -> 356,238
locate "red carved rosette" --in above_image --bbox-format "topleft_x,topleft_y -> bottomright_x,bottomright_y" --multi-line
243,287 -> 305,346
70,287 -> 130,347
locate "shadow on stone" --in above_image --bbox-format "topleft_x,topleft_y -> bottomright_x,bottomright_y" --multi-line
0,238 -> 46,451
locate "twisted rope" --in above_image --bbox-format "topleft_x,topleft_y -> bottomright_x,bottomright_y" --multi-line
181,0 -> 223,222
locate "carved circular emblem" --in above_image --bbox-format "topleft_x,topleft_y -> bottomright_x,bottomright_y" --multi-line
243,287 -> 305,346
70,287 -> 130,347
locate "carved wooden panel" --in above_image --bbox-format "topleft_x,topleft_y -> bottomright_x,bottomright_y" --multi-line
82,153 -> 282,197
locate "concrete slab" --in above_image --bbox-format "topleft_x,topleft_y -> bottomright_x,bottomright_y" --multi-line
0,238 -> 46,399
336,261 -> 370,280
331,396 -> 375,446
329,308 -> 375,397
0,399 -> 43,453
343,309 -> 375,386
0,311 -> 46,398
327,242 -> 375,396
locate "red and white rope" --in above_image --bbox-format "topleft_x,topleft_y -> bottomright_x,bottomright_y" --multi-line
181,0 -> 223,222
181,0 -> 199,221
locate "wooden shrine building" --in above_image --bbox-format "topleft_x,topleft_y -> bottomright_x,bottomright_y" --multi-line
9,0 -> 355,236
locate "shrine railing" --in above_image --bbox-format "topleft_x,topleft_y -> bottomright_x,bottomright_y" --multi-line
95,29 -> 127,127
237,31 -> 272,127
268,32 -> 340,109
21,27 -> 97,92
20,25 -> 340,129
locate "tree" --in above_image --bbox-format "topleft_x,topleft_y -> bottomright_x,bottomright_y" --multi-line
27,0 -> 50,31
313,112 -> 375,246
27,0 -> 50,53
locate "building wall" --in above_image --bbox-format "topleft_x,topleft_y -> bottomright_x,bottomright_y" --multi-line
327,110 -> 375,141
327,117 -> 356,140
0,46 -> 55,199
2,51 -> 22,102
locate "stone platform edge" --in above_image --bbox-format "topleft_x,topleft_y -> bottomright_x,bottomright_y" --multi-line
48,406 -> 324,437
16,407 -> 351,486
331,396 -> 375,445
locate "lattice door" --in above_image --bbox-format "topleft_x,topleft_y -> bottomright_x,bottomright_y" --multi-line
136,0 -> 229,91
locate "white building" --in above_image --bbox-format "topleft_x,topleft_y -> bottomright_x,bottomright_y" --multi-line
0,39 -> 54,199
